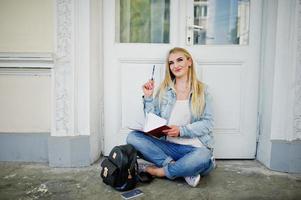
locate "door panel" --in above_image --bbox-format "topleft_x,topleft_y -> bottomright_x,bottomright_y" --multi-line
199,61 -> 248,158
200,64 -> 243,133
120,62 -> 165,131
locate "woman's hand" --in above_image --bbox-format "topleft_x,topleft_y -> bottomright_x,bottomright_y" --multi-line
163,125 -> 180,137
142,80 -> 155,97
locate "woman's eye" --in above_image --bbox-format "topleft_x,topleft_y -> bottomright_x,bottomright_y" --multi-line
177,58 -> 183,62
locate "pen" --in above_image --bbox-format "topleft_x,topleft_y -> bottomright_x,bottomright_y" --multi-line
151,65 -> 155,80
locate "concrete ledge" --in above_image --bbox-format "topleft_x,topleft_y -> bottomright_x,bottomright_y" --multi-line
0,133 -> 49,162
48,135 -> 90,167
270,140 -> 301,173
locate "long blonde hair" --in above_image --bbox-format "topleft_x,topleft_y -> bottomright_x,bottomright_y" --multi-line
156,47 -> 205,118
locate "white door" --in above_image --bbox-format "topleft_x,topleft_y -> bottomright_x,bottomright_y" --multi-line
103,0 -> 262,158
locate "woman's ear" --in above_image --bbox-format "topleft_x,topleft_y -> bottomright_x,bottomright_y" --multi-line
188,57 -> 192,67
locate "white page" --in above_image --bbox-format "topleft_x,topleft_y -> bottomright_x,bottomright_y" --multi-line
143,113 -> 167,132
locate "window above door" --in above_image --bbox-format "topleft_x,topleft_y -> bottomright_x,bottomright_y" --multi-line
115,0 -> 170,43
115,0 -> 250,45
189,0 -> 250,45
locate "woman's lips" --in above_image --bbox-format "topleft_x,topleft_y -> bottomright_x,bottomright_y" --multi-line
174,68 -> 182,72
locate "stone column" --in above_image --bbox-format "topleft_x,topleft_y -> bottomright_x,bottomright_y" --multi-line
53,0 -> 76,137
48,0 -> 102,167
294,0 -> 301,140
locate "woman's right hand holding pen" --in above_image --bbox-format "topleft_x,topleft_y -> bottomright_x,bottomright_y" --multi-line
143,80 -> 154,97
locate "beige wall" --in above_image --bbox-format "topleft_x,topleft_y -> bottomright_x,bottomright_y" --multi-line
0,1 -> 53,133
0,0 -> 53,52
0,73 -> 51,132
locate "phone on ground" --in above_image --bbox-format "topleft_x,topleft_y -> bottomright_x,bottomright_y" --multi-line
121,188 -> 144,200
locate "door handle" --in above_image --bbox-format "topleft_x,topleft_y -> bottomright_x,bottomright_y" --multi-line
188,25 -> 204,30
186,16 -> 204,45
186,16 -> 193,46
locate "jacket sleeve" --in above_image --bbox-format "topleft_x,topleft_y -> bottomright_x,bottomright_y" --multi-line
179,89 -> 214,138
142,95 -> 160,116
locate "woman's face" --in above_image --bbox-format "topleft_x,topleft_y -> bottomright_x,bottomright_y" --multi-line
168,51 -> 192,79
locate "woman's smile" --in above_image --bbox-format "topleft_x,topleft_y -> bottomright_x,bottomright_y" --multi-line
174,68 -> 182,72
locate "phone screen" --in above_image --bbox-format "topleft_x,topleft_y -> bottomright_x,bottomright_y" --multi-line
121,189 -> 144,200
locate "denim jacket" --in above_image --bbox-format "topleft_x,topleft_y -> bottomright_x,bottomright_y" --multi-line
143,86 -> 214,150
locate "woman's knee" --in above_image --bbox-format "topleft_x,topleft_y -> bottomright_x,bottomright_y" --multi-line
192,147 -> 212,166
126,131 -> 140,145
196,147 -> 211,159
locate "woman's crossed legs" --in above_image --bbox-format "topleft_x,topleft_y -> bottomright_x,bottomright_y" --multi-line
126,131 -> 213,179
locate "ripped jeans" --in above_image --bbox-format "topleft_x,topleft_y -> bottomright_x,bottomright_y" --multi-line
126,131 -> 214,179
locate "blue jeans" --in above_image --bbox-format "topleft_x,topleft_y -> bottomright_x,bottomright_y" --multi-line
126,131 -> 214,179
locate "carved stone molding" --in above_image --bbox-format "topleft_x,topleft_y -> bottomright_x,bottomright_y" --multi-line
294,0 -> 301,138
53,0 -> 74,135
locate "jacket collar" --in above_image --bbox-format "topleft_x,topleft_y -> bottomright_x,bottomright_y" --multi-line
166,85 -> 193,97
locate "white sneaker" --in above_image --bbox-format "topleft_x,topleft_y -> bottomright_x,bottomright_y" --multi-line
184,174 -> 201,187
211,156 -> 217,169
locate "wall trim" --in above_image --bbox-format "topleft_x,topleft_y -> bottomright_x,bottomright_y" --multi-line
0,67 -> 51,76
0,52 -> 53,68
270,139 -> 301,173
0,133 -> 49,163
0,133 -> 92,167
48,135 -> 91,167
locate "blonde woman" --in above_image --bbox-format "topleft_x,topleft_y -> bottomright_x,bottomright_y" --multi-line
127,47 -> 215,187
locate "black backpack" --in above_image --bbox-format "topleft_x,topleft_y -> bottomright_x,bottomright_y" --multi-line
100,144 -> 138,191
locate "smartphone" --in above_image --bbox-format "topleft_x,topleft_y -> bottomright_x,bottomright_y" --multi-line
121,189 -> 144,200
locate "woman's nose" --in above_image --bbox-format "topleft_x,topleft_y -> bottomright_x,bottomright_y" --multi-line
174,63 -> 182,69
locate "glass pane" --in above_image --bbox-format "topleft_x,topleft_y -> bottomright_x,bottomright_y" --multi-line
193,0 -> 250,45
116,0 -> 170,43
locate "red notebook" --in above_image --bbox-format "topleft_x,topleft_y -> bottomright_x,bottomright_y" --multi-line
129,113 -> 170,138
